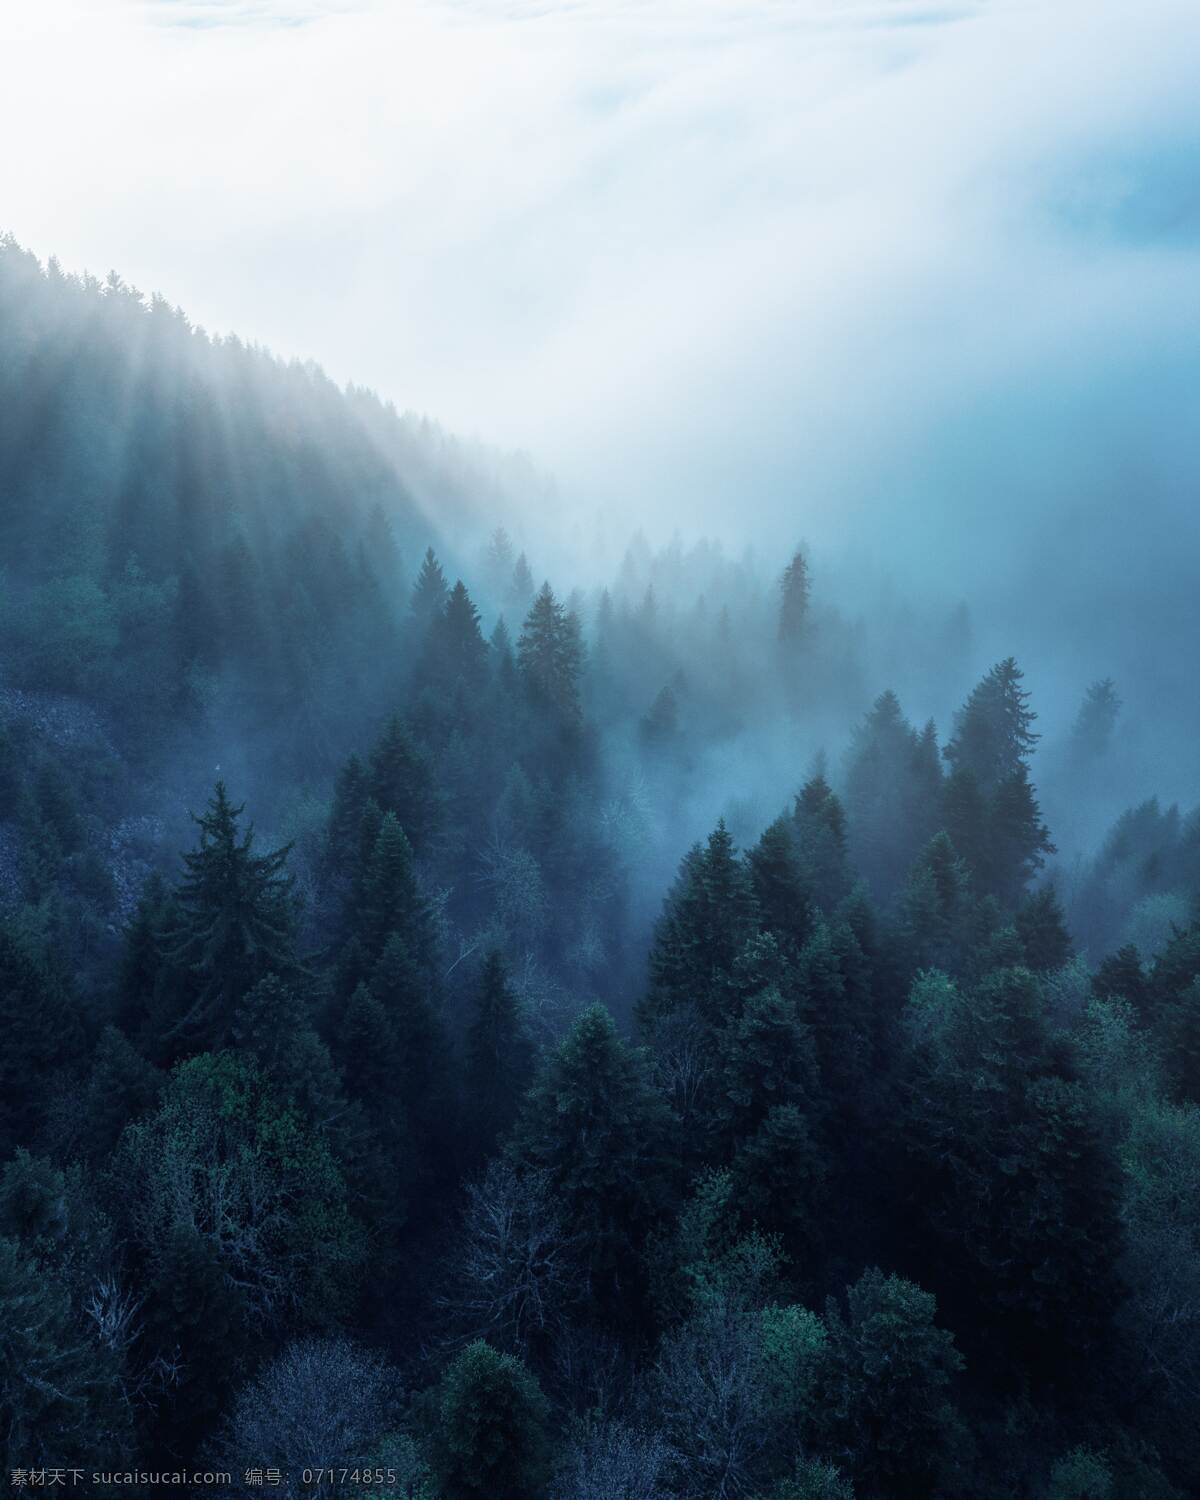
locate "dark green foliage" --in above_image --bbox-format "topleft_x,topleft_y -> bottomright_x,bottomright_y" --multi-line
518,581 -> 584,721
793,775 -> 851,909
161,781 -> 297,1056
510,1004 -> 671,1314
355,810 -> 437,970
1016,884 -> 1073,970
944,656 -> 1039,790
819,1268 -> 963,1499
366,717 -> 441,857
0,1235 -> 128,1467
899,832 -> 975,973
0,924 -> 84,1154
900,969 -> 1123,1377
644,820 -> 759,1026
466,951 -> 535,1158
2,240 -> 1197,1493
748,816 -> 813,954
433,1341 -> 550,1500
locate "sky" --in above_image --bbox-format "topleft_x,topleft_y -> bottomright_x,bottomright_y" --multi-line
2,0 -> 1199,579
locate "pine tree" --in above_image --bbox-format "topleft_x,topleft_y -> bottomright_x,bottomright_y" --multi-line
820,1268 -> 964,1499
436,580 -> 489,689
944,657 -> 1038,791
715,986 -> 826,1250
370,929 -> 449,1154
485,526 -> 515,590
1014,884 -> 1072,971
941,768 -> 990,892
433,1341 -> 550,1500
232,974 -> 343,1126
643,821 -> 759,1027
987,764 -> 1055,908
466,951 -> 535,1158
411,546 -> 449,629
509,1005 -> 670,1313
846,691 -> 937,902
356,811 -> 437,970
639,684 -> 680,751
160,782 -> 296,1055
747,816 -> 813,955
325,753 -> 370,879
364,501 -> 401,589
1069,678 -> 1121,763
366,717 -> 441,856
517,582 -> 584,721
778,549 -> 811,644
509,551 -> 534,610
793,775 -> 850,910
78,1026 -> 163,1164
899,832 -> 975,974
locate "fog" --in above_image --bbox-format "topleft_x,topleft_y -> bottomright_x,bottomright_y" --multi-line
2,0 -> 1198,932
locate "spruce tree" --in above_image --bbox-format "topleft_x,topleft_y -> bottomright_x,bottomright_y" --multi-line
899,832 -> 975,974
1069,678 -> 1121,763
509,551 -> 534,609
820,1268 -> 964,1499
355,810 -> 437,972
778,549 -> 811,644
643,821 -> 759,1027
793,774 -> 851,909
747,815 -> 813,955
517,581 -> 584,721
465,951 -> 535,1158
325,753 -> 370,879
411,546 -> 449,629
1014,884 -> 1072,971
509,1004 -> 670,1314
437,580 -> 489,689
161,782 -> 296,1056
366,717 -> 441,856
944,656 -> 1039,790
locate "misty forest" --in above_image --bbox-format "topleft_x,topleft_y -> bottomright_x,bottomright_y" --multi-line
1,227 -> 1198,1500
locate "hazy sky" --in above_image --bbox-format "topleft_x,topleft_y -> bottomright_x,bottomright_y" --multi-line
3,0 -> 1199,561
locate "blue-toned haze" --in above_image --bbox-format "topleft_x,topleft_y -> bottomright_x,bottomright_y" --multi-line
2,0 -> 1199,758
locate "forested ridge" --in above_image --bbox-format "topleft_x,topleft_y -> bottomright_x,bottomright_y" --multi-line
1,238 -> 1199,1498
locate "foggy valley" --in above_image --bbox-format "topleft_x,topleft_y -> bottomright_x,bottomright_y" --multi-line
1,0 -> 1199,1496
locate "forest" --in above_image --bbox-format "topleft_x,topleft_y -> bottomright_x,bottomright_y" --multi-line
1,234 -> 1198,1498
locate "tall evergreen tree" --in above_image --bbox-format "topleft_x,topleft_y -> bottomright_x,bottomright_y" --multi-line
411,546 -> 449,629
160,782 -> 296,1056
366,717 -> 441,856
465,951 -> 535,1159
643,821 -> 759,1027
778,549 -> 811,644
793,775 -> 851,910
509,1004 -> 671,1314
517,582 -> 584,722
355,810 -> 436,971
509,551 -> 534,610
747,815 -> 813,955
1069,678 -> 1121,763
